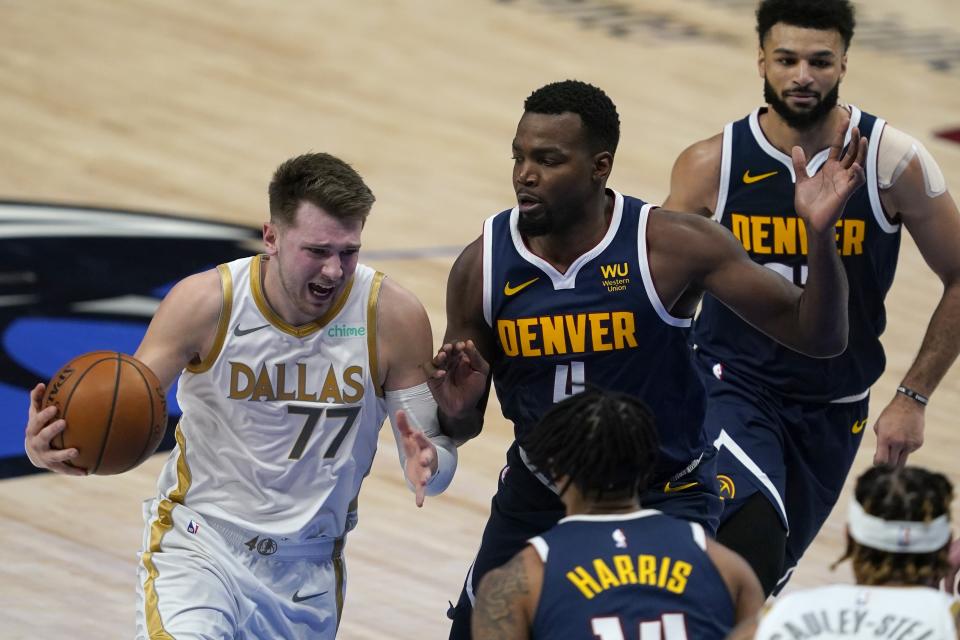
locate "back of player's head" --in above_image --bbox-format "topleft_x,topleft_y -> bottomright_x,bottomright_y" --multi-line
756,0 -> 856,50
522,386 -> 659,501
524,80 -> 620,155
834,465 -> 954,586
269,152 -> 376,226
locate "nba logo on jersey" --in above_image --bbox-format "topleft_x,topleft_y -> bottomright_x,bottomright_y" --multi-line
612,529 -> 628,549
897,526 -> 911,548
187,520 -> 200,535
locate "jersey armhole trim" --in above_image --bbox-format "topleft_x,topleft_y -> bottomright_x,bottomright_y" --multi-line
186,263 -> 233,374
637,204 -> 693,327
482,214 -> 495,328
714,122 -> 734,220
690,521 -> 707,551
528,536 -> 549,563
367,271 -> 386,398
867,119 -> 900,233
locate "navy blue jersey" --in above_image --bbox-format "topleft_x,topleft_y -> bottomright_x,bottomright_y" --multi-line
693,106 -> 901,402
530,510 -> 735,639
484,191 -> 707,481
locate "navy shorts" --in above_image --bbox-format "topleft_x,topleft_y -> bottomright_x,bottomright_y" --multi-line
447,441 -> 722,639
696,352 -> 868,590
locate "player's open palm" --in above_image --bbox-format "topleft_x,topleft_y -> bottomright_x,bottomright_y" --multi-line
793,121 -> 867,233
395,409 -> 437,508
427,339 -> 489,417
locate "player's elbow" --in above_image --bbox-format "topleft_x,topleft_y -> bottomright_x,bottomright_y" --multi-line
804,330 -> 848,359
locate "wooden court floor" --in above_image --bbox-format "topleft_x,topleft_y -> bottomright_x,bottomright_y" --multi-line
1,1 -> 958,637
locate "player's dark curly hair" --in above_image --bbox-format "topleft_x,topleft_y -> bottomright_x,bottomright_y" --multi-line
269,152 -> 375,226
833,465 -> 954,587
524,80 -> 620,155
756,0 -> 856,50
521,386 -> 659,501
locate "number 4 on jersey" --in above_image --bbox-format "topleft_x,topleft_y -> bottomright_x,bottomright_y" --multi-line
592,613 -> 688,640
554,361 -> 586,402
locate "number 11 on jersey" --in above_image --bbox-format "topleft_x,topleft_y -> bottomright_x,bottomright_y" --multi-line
554,361 -> 586,402
592,613 -> 688,640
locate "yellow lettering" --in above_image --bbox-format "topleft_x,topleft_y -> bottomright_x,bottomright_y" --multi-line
658,556 -> 671,588
616,263 -> 628,277
798,218 -> 808,255
540,316 -> 567,356
497,320 -> 519,357
296,362 -> 318,402
319,366 -> 343,404
750,216 -> 772,254
600,264 -> 617,278
637,555 -> 656,586
566,567 -> 602,599
228,362 -> 255,399
517,318 -> 541,357
772,217 -> 797,255
731,213 -> 751,251
274,363 -> 296,401
564,314 -> 587,353
842,219 -> 865,256
593,558 -> 620,589
611,312 -> 638,350
589,313 -> 613,352
667,561 -> 693,594
613,555 -> 637,585
342,365 -> 364,403
252,364 -> 276,402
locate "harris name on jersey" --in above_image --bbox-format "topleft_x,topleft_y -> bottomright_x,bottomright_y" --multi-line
565,553 -> 693,600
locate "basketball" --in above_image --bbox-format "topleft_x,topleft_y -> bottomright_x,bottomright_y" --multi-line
41,351 -> 168,475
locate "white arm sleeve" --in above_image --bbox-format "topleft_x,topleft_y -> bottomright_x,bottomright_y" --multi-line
385,383 -> 457,496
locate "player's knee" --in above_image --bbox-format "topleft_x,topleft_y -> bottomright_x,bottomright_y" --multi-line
717,493 -> 787,597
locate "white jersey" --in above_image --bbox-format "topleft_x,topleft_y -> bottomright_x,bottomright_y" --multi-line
756,584 -> 959,640
154,254 -> 388,542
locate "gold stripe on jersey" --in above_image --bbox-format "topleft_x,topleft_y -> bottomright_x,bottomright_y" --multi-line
250,254 -> 356,338
141,424 -> 194,638
367,271 -> 385,397
186,264 -> 234,374
333,537 -> 346,630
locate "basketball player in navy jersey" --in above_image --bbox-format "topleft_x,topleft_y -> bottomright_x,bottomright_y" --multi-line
664,0 -> 960,597
431,79 -> 867,638
472,388 -> 764,639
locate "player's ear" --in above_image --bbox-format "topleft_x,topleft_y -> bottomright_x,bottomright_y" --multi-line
757,47 -> 766,79
262,221 -> 279,255
593,151 -> 613,183
839,52 -> 848,82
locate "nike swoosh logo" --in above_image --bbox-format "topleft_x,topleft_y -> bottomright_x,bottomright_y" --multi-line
504,277 -> 539,296
234,323 -> 270,337
742,170 -> 778,184
663,481 -> 699,493
292,589 -> 328,603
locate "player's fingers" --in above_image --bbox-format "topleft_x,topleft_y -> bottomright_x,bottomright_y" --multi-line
872,441 -> 891,466
791,146 -> 807,179
29,383 -> 46,413
49,460 -> 87,476
36,418 -> 67,446
26,406 -> 59,437
415,482 -> 425,508
462,340 -> 490,374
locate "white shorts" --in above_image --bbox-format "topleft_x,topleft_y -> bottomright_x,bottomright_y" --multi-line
136,500 -> 346,639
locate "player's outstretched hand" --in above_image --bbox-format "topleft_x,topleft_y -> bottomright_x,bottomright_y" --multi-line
395,409 -> 437,508
427,339 -> 489,417
24,383 -> 86,476
793,119 -> 867,233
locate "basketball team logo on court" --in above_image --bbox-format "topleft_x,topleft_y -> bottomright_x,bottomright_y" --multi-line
0,201 -> 261,477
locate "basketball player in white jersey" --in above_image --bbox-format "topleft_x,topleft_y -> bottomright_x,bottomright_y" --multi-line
727,465 -> 960,639
24,152 -> 458,638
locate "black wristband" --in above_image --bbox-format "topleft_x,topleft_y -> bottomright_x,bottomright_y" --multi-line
897,385 -> 929,406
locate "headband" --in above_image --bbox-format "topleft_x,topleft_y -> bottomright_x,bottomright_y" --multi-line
848,499 -> 951,554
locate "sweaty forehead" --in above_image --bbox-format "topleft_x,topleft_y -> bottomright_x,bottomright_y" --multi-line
764,23 -> 845,55
513,111 -> 588,151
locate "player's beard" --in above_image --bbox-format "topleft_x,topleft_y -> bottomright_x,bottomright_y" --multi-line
764,78 -> 840,131
517,209 -> 553,237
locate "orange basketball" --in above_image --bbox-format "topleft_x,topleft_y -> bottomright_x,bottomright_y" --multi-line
41,351 -> 168,475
